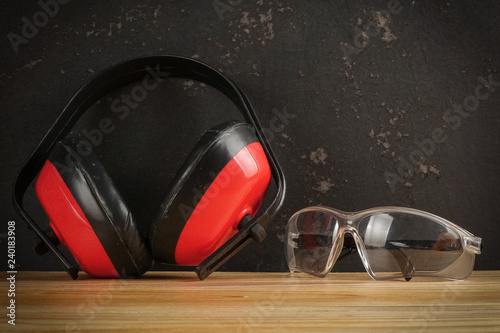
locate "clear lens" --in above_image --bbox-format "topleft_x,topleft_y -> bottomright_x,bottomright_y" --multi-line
286,211 -> 341,277
357,212 -> 468,280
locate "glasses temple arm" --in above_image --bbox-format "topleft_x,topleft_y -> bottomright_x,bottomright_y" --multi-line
337,246 -> 357,261
385,244 -> 416,281
339,237 -> 415,281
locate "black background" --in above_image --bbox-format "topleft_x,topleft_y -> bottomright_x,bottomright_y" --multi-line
1,0 -> 499,274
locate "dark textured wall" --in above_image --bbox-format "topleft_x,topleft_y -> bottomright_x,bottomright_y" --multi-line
1,0 -> 499,274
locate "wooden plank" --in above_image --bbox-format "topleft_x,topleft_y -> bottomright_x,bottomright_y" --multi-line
2,271 -> 499,332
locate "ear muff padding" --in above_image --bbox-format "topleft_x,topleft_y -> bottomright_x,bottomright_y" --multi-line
149,121 -> 271,266
35,137 -> 153,277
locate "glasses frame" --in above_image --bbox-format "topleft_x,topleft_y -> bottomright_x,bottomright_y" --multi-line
286,206 -> 482,281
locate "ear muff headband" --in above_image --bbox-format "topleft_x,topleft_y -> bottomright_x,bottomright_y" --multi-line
13,55 -> 286,280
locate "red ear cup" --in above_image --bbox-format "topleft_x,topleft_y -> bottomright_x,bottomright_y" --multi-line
35,137 -> 153,278
150,121 -> 271,265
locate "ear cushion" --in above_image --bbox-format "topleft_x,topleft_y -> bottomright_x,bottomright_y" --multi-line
35,137 -> 153,278
149,121 -> 271,266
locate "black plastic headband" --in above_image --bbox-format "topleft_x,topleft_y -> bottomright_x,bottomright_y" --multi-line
12,55 -> 286,280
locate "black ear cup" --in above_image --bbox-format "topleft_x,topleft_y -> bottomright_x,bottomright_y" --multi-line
38,137 -> 153,277
149,121 -> 271,266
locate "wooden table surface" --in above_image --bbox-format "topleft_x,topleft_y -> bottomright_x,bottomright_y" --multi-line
2,271 -> 500,332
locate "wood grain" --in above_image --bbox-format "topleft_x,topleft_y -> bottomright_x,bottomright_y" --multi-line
2,271 -> 499,332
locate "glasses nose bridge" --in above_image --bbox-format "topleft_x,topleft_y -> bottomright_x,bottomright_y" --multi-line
341,217 -> 359,233
335,217 -> 360,241
337,218 -> 365,251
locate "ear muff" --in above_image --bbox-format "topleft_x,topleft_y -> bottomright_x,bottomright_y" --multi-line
14,56 -> 286,280
35,137 -> 153,278
149,121 -> 272,266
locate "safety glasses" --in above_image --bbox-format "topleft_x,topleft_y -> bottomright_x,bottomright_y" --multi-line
286,206 -> 482,281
